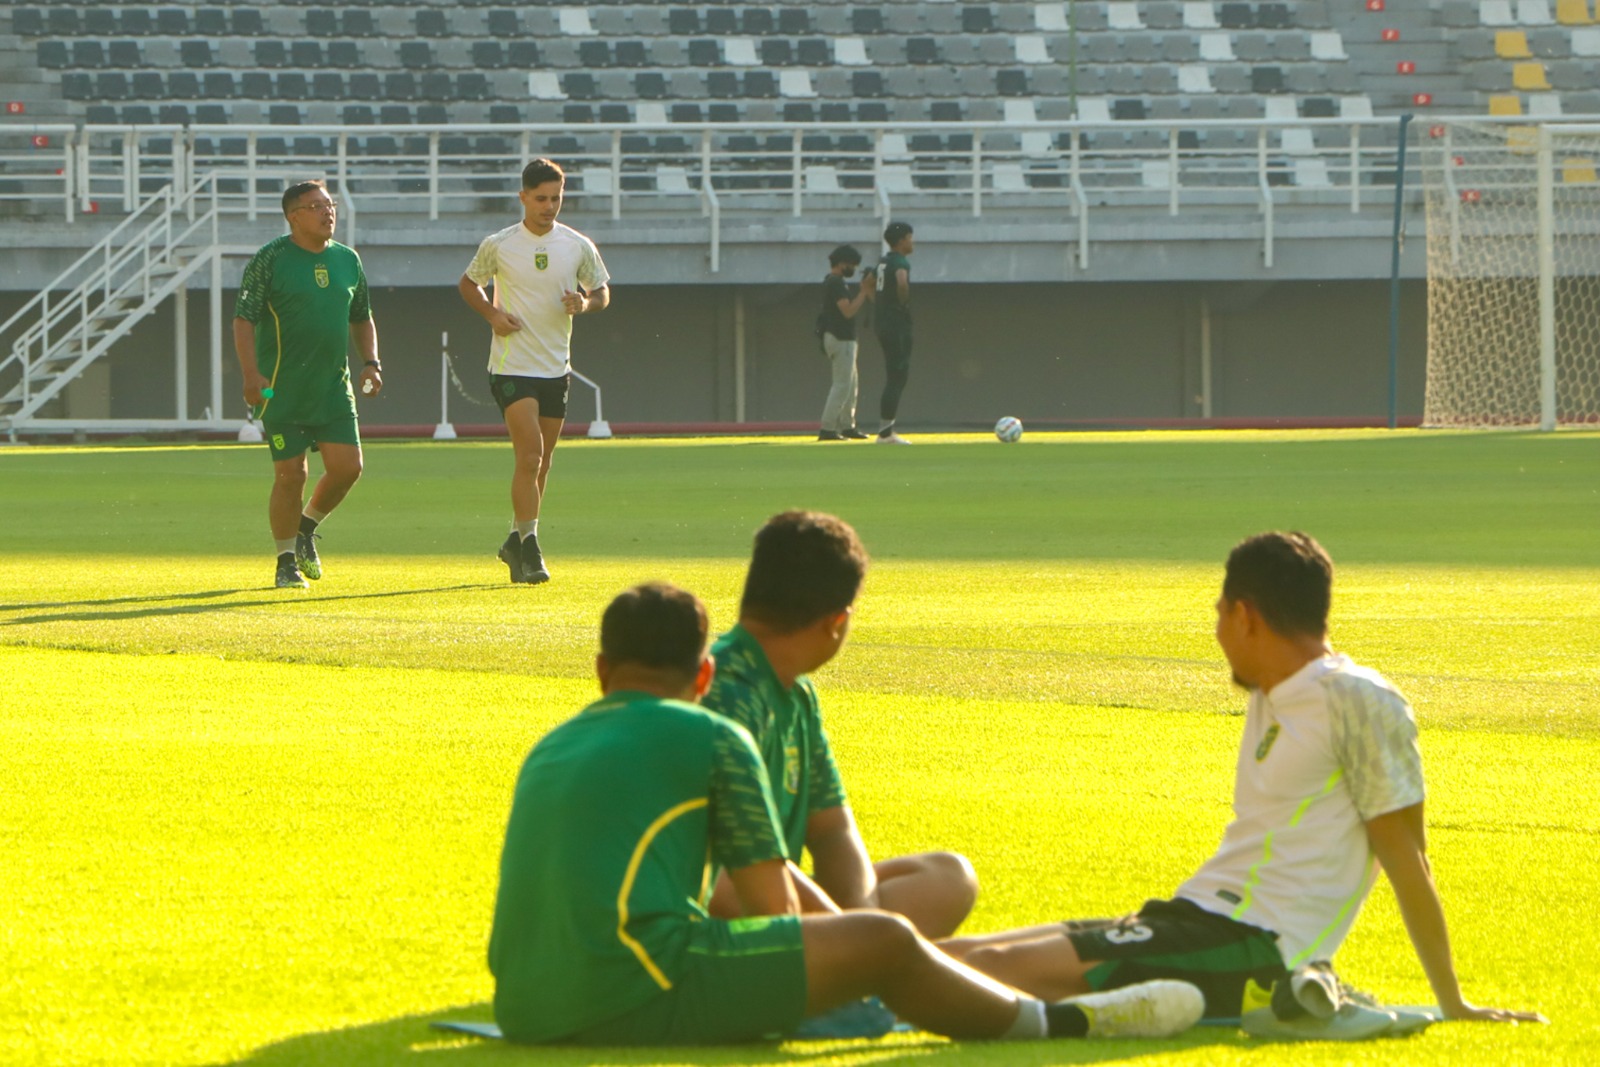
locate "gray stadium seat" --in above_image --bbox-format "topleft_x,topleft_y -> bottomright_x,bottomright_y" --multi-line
290,41 -> 321,68
195,8 -> 226,37
385,72 -> 418,100
401,42 -> 435,69
343,10 -> 376,37
36,40 -> 67,69
169,71 -> 199,99
100,72 -> 134,100
580,41 -> 612,67
157,8 -> 188,35
669,8 -> 699,34
85,6 -> 116,35
416,9 -> 448,37
798,39 -> 831,65
73,41 -> 107,69
108,39 -> 141,67
327,41 -> 359,69
689,39 -> 720,65
343,103 -> 373,125
306,9 -> 337,37
123,104 -> 155,124
852,7 -> 885,33
706,8 -> 738,34
47,7 -> 79,35
762,39 -> 793,65
458,72 -> 490,99
13,7 -> 43,37
268,103 -> 301,124
233,9 -> 263,35
276,73 -> 308,101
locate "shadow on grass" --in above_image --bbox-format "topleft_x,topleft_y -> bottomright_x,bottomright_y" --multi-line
227,1004 -> 1243,1066
2,583 -> 506,626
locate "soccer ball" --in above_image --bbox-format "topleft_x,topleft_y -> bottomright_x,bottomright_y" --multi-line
994,416 -> 1023,443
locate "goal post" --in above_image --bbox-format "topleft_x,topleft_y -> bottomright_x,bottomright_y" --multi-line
1422,120 -> 1600,429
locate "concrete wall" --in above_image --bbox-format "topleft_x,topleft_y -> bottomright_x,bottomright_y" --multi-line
4,278 -> 1430,430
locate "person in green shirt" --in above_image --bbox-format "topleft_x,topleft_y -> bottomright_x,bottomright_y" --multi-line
233,179 -> 382,589
872,221 -> 915,444
702,510 -> 975,939
489,580 -> 1206,1044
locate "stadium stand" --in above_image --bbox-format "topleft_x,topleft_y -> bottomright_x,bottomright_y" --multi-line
2,0 -> 1558,132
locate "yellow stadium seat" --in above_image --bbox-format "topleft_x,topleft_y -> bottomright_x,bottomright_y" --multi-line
1489,94 -> 1524,114
1513,61 -> 1552,89
1506,126 -> 1539,154
1495,30 -> 1533,57
1562,157 -> 1599,183
1556,0 -> 1593,23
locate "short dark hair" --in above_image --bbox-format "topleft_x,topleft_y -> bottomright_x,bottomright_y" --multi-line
828,244 -> 862,267
522,157 -> 565,189
281,179 -> 327,215
883,221 -> 914,246
600,582 -> 709,679
1223,531 -> 1333,638
740,511 -> 868,632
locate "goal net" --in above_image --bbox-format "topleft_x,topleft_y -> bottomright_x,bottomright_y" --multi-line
1422,121 -> 1600,429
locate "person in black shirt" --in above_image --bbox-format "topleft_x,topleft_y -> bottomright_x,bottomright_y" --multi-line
815,245 -> 875,441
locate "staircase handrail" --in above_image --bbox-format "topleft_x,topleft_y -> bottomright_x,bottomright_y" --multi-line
0,173 -> 220,375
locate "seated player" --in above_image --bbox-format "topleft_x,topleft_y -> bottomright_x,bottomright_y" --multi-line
941,532 -> 1544,1034
702,510 -> 976,937
488,581 -> 1206,1045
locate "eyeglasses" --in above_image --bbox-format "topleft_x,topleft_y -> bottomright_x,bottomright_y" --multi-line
293,202 -> 338,214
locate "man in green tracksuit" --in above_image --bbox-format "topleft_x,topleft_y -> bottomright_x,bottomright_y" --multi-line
234,179 -> 382,588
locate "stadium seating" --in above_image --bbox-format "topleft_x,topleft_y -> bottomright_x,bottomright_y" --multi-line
4,0 -> 1593,163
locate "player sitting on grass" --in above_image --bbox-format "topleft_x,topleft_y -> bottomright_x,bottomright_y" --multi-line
487,581 -> 1206,1044
941,531 -> 1546,1038
702,510 -> 978,938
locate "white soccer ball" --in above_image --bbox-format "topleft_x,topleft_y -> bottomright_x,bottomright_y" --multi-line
994,416 -> 1023,443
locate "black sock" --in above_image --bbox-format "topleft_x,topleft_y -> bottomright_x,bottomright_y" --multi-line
1044,1003 -> 1089,1038
277,550 -> 296,562
298,514 -> 319,536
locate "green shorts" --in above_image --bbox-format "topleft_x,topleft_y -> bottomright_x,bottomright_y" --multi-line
562,915 -> 807,1045
262,412 -> 361,462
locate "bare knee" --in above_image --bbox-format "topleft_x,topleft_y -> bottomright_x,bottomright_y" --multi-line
851,911 -> 922,978
513,446 -> 544,476
926,851 -> 979,911
274,464 -> 308,492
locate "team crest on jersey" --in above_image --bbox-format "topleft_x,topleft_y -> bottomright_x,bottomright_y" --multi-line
1255,723 -> 1281,761
313,265 -> 329,288
784,745 -> 800,794
271,434 -> 285,450
534,253 -> 549,271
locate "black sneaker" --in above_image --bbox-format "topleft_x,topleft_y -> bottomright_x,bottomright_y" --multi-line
520,531 -> 551,584
497,531 -> 528,584
817,430 -> 845,441
275,552 -> 307,589
295,530 -> 322,580
842,427 -> 870,439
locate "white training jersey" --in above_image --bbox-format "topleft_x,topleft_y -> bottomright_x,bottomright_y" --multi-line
1176,654 -> 1425,968
463,220 -> 610,378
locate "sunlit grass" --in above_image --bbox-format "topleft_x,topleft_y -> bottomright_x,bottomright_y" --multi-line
2,433 -> 1596,1065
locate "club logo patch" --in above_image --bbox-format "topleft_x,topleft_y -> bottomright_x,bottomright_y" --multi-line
534,253 -> 549,271
271,434 -> 285,450
1255,723 -> 1280,762
501,381 -> 516,397
784,745 -> 800,794
314,265 -> 329,288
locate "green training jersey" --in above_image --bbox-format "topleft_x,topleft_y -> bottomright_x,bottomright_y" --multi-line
489,691 -> 786,1043
235,236 -> 371,426
702,625 -> 848,863
873,250 -> 912,330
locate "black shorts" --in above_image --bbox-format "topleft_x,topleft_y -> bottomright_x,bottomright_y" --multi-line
1066,898 -> 1286,1020
489,373 -> 570,419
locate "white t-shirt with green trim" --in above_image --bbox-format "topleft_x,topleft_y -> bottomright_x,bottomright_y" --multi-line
464,220 -> 610,378
1176,654 -> 1425,967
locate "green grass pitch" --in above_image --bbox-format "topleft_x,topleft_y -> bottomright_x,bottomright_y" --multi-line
2,429 -> 1597,1066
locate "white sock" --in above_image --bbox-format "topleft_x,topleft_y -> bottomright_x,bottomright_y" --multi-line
274,538 -> 296,555
1002,998 -> 1048,1040
303,504 -> 328,524
516,519 -> 537,540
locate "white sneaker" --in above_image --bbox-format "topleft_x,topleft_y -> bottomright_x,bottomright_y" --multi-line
1062,980 -> 1205,1039
875,431 -> 912,444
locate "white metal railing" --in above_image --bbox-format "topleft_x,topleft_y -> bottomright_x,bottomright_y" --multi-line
0,171 -> 239,428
